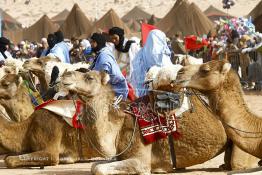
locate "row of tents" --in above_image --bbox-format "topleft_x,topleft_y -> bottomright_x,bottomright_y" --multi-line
1,0 -> 262,44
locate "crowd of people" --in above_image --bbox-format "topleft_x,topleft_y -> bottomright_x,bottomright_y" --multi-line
0,23 -> 262,99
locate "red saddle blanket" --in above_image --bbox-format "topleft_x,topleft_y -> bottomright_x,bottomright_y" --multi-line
130,95 -> 180,144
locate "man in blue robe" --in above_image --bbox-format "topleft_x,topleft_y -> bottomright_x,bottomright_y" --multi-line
90,33 -> 129,100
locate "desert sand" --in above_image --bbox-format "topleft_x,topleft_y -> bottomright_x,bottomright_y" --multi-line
0,0 -> 260,27
0,92 -> 261,175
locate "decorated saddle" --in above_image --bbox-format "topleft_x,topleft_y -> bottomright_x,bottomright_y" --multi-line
128,95 -> 181,144
35,100 -> 84,128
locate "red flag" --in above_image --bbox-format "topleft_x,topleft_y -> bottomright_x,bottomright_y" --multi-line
184,35 -> 208,51
141,23 -> 157,46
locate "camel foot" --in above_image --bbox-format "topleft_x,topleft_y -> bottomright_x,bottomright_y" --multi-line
5,156 -> 19,168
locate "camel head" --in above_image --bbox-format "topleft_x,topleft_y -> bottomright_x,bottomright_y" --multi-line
61,70 -> 110,98
61,70 -> 119,157
22,56 -> 60,76
175,60 -> 232,92
0,74 -> 22,99
0,66 -> 17,79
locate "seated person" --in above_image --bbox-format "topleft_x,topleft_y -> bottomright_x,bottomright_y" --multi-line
89,33 -> 129,100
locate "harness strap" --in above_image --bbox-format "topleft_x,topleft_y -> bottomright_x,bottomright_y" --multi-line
168,135 -> 177,169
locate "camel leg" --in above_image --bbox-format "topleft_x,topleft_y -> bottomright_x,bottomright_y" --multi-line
151,139 -> 173,173
4,150 -> 59,168
91,159 -> 151,175
220,139 -> 233,170
231,144 -> 259,170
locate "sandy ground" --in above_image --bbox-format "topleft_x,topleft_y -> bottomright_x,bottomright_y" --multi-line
0,92 -> 261,175
0,0 -> 260,27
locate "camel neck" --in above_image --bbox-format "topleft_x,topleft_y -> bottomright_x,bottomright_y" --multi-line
206,79 -> 262,158
208,84 -> 262,131
1,84 -> 34,122
82,86 -> 115,121
37,74 -> 48,93
82,87 -> 123,157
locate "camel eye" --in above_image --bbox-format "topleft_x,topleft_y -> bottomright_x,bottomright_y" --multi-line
36,60 -> 43,65
200,65 -> 210,73
177,68 -> 184,75
24,60 -> 30,64
86,76 -> 94,81
5,70 -> 11,74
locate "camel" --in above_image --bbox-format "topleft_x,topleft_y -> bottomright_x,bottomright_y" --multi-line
0,73 -> 34,122
22,56 -> 90,100
22,56 -> 60,94
0,74 -> 102,168
175,60 -> 262,163
60,69 -> 258,174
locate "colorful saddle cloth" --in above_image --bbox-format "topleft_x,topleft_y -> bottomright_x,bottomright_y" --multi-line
129,95 -> 180,144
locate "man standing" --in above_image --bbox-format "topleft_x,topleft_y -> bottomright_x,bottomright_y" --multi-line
90,33 -> 128,100
48,31 -> 71,63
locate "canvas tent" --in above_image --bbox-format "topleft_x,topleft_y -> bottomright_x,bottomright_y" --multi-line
51,9 -> 70,26
89,9 -> 131,36
204,5 -> 234,22
156,0 -> 213,37
122,6 -> 151,23
0,8 -> 22,31
23,15 -> 58,42
126,19 -> 141,32
248,0 -> 262,32
3,29 -> 23,44
59,3 -> 92,39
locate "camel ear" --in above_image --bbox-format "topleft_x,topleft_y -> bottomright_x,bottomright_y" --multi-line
101,71 -> 110,85
221,63 -> 231,74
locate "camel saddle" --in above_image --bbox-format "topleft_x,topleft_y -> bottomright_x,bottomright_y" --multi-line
35,100 -> 84,128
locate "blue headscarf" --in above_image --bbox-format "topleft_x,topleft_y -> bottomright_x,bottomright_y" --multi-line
130,29 -> 172,97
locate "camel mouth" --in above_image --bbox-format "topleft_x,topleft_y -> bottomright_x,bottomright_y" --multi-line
62,83 -> 73,87
171,79 -> 190,85
23,67 -> 42,73
74,88 -> 94,99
